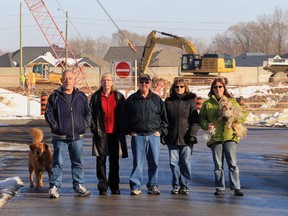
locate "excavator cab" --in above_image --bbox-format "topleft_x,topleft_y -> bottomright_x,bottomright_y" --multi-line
32,63 -> 49,79
181,54 -> 202,71
181,53 -> 235,74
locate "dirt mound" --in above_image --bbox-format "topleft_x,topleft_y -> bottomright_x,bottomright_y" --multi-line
243,84 -> 288,109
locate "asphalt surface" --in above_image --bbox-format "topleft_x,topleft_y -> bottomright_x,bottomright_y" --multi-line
0,120 -> 288,216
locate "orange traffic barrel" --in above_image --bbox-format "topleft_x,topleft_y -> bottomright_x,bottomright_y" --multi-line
236,96 -> 245,107
196,96 -> 204,110
40,92 -> 48,115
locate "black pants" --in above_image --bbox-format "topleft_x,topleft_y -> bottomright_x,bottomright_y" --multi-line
97,134 -> 120,192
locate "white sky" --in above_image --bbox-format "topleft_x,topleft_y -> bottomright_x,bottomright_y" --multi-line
1,84 -> 288,127
0,0 -> 287,51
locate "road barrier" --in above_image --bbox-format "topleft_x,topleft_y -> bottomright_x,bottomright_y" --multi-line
196,97 -> 204,110
40,92 -> 48,115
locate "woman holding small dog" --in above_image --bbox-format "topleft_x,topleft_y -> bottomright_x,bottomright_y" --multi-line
164,78 -> 199,195
199,77 -> 247,196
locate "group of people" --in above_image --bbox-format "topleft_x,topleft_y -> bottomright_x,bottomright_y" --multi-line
19,72 -> 36,90
44,70 -> 247,199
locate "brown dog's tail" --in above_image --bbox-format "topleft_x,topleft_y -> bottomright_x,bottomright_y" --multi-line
30,128 -> 44,143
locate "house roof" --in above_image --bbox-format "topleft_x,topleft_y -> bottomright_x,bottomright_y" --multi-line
104,46 -> 181,67
104,46 -> 144,64
0,52 -> 14,67
0,46 -> 105,68
235,53 -> 275,67
150,49 -> 181,67
11,46 -> 63,67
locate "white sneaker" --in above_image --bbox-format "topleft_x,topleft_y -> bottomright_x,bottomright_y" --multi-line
130,189 -> 142,195
74,185 -> 90,197
49,186 -> 59,198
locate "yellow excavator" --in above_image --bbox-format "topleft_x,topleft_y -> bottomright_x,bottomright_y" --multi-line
140,30 -> 236,84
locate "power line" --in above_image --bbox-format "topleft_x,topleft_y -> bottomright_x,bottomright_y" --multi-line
95,0 -> 137,52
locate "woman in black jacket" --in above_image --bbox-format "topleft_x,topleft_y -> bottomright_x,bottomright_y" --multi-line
164,78 -> 199,195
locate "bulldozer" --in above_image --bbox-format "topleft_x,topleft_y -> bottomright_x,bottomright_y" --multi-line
263,55 -> 288,82
27,62 -> 61,84
140,30 -> 236,85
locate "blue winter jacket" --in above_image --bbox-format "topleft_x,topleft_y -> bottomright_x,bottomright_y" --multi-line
45,87 -> 91,140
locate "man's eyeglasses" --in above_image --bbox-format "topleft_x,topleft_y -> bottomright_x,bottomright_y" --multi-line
175,85 -> 185,89
213,85 -> 223,89
139,81 -> 150,84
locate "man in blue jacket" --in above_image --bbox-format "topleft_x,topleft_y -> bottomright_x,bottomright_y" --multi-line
124,74 -> 168,195
45,70 -> 91,198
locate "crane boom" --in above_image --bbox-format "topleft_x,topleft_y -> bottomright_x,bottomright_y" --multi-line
24,0 -> 91,92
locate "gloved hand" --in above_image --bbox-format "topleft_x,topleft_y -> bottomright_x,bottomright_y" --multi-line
184,135 -> 197,145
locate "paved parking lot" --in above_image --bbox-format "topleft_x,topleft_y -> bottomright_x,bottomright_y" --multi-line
0,123 -> 288,216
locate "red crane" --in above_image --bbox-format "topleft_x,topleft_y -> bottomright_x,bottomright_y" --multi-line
24,0 -> 92,93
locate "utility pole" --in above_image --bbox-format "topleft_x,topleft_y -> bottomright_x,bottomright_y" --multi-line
65,11 -> 68,70
20,2 -> 23,77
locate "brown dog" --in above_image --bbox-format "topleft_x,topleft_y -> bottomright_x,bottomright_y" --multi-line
29,128 -> 52,190
217,96 -> 247,139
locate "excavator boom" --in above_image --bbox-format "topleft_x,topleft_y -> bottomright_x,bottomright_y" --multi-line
140,30 -> 236,79
140,30 -> 198,73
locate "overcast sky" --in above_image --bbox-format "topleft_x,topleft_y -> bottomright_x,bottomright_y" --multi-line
0,0 -> 287,51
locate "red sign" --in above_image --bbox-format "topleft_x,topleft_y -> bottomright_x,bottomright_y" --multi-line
116,62 -> 130,78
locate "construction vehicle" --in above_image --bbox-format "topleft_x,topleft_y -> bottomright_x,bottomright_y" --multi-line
263,55 -> 288,82
140,30 -> 236,84
26,62 -> 61,84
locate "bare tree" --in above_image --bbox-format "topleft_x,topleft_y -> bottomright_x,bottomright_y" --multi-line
69,36 -> 112,58
210,7 -> 288,56
209,33 -> 241,57
253,14 -> 276,54
272,7 -> 288,55
93,36 -> 114,58
186,37 -> 208,55
112,29 -> 146,46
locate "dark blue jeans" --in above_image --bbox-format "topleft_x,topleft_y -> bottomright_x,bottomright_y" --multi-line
168,145 -> 193,189
129,134 -> 160,190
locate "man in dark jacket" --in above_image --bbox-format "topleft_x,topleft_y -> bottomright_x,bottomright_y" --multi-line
90,73 -> 128,195
45,70 -> 91,198
124,74 -> 168,196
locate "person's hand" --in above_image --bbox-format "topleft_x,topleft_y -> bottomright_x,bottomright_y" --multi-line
131,132 -> 137,136
208,123 -> 215,131
208,123 -> 216,134
154,131 -> 160,136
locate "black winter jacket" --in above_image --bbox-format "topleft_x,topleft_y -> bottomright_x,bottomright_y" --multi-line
124,90 -> 168,136
164,92 -> 199,146
90,90 -> 128,158
45,87 -> 91,140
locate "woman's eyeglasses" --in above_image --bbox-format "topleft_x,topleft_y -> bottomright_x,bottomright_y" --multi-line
213,85 -> 223,89
175,85 -> 185,89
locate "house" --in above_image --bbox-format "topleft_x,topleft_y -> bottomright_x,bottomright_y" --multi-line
235,53 -> 275,67
0,46 -> 109,88
104,46 -> 181,82
223,52 -> 276,84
